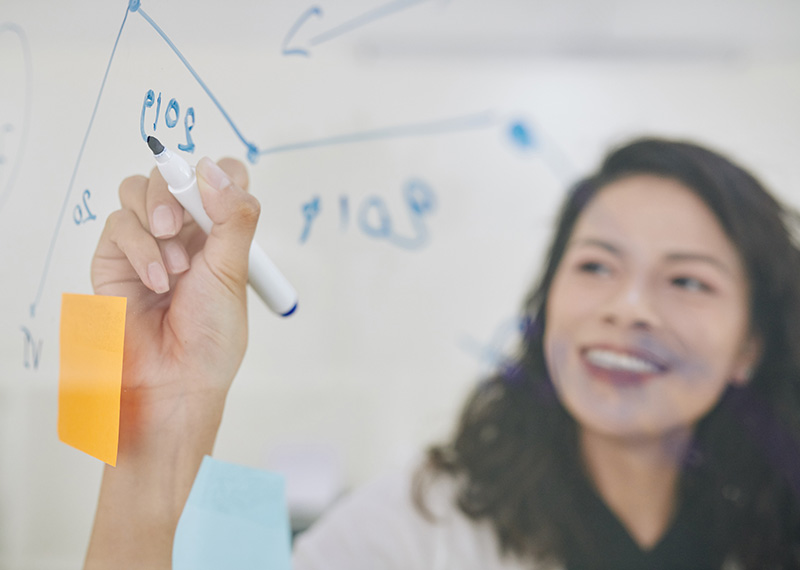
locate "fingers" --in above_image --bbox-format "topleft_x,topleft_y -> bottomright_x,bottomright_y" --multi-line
97,173 -> 189,295
145,166 -> 184,239
94,157 -> 253,297
93,207 -> 170,294
117,168 -> 184,240
195,157 -> 261,294
123,174 -> 191,272
217,157 -> 249,192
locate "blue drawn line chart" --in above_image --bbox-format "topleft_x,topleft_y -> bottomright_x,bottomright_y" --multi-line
27,0 -> 503,317
0,22 -> 33,213
283,0 -> 433,57
29,4 -> 132,317
133,5 -> 260,162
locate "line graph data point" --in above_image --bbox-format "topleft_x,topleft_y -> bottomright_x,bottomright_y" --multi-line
128,0 -> 141,13
509,120 -> 535,150
246,144 -> 260,164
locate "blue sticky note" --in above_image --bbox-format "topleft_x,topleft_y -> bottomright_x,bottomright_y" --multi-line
173,456 -> 292,570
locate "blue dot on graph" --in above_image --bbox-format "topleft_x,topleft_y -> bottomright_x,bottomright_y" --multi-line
509,121 -> 535,149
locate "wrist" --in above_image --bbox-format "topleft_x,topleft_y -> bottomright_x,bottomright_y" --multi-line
84,389 -> 225,569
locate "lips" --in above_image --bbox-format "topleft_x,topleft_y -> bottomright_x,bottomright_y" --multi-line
580,345 -> 669,386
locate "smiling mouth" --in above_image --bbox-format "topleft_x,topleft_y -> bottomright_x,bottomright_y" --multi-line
581,347 -> 669,386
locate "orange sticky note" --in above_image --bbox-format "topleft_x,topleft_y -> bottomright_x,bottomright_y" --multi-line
59,293 -> 127,466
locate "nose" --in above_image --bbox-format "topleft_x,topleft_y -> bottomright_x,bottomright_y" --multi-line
601,276 -> 661,330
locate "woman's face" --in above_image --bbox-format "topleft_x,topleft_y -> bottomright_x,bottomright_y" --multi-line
544,174 -> 760,440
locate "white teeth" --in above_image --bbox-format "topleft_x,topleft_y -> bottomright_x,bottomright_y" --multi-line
585,349 -> 660,373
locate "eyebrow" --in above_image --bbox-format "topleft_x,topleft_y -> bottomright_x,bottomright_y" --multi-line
570,238 -> 736,276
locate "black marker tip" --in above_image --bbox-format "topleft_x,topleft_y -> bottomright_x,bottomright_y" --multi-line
147,135 -> 164,155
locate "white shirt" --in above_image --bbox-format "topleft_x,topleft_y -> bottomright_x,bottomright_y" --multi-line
293,463 -> 559,570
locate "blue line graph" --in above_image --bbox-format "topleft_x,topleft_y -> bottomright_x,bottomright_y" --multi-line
258,111 -> 496,156
29,4 -> 131,316
28,0 -> 499,316
134,7 -> 261,162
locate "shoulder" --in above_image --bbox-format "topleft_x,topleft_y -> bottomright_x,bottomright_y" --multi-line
292,459 -> 558,570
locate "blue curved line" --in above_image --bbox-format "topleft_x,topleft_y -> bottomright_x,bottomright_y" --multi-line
282,6 -> 323,57
136,8 -> 259,159
30,4 -> 132,316
0,22 -> 33,213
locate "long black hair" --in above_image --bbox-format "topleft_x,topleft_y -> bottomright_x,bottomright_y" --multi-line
418,137 -> 800,568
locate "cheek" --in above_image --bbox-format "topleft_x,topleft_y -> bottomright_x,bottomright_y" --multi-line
546,274 -> 598,330
543,332 -> 570,381
664,307 -> 749,381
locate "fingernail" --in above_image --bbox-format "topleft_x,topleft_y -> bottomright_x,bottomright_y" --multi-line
197,157 -> 231,191
164,241 -> 190,273
152,205 -> 177,238
147,262 -> 169,294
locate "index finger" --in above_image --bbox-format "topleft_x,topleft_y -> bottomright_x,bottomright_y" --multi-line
145,165 -> 186,239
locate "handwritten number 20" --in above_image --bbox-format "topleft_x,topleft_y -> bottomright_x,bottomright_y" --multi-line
73,189 -> 96,225
140,89 -> 195,153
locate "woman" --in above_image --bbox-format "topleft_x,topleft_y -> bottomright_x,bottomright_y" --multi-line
84,138 -> 800,569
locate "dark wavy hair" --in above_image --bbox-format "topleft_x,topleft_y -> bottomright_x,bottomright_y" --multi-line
417,138 -> 800,568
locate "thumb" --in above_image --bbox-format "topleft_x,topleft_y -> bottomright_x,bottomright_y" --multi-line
195,157 -> 260,295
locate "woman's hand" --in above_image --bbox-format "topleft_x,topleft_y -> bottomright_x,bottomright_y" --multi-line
92,156 -> 257,411
85,157 -> 259,569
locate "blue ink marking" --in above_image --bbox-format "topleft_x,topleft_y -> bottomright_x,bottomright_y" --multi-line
135,8 -> 261,162
29,2 -> 493,312
246,143 -> 259,164
404,178 -> 435,215
339,195 -> 349,231
140,89 -> 155,141
30,4 -> 131,317
165,98 -> 179,128
73,189 -> 97,225
178,107 -> 196,152
459,315 -> 526,375
299,196 -> 321,243
258,111 -> 496,156
282,6 -> 323,57
511,120 -> 576,183
0,23 -> 33,213
21,326 -> 43,369
141,90 -> 196,153
153,91 -> 162,131
509,120 -> 534,149
384,178 -> 436,249
359,196 -> 393,239
302,180 -> 436,249
356,179 -> 436,250
310,0 -> 431,47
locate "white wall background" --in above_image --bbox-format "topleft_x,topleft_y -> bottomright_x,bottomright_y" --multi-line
1,0 -> 799,567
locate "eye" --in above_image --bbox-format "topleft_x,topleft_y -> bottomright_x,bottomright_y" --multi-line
578,261 -> 611,276
672,276 -> 712,293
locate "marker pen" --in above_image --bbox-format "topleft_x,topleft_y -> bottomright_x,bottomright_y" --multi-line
146,136 -> 298,317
